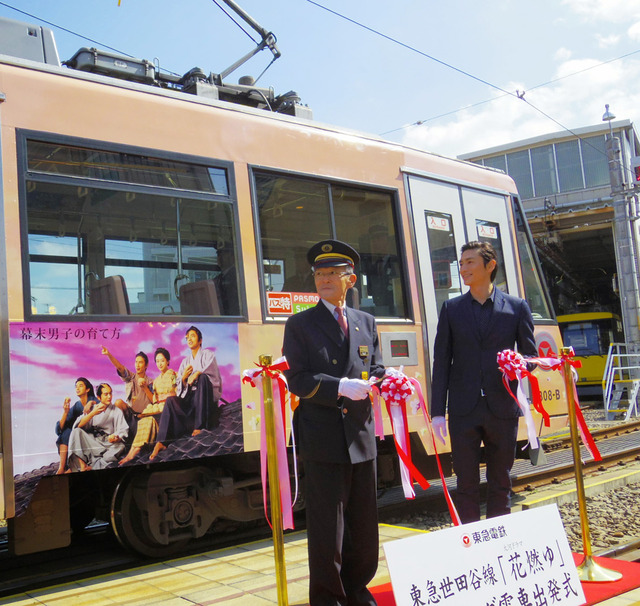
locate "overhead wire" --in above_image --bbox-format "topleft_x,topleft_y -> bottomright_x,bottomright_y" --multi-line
382,47 -> 640,135
305,0 -> 514,98
210,0 -> 259,45
0,0 -> 276,81
305,0 -> 638,182
0,0 -> 137,58
0,0 -> 635,178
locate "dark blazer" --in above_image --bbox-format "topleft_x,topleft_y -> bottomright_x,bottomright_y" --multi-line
431,288 -> 536,419
283,302 -> 385,464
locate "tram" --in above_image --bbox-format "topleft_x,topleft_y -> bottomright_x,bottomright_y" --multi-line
557,311 -> 624,400
0,15 -> 568,557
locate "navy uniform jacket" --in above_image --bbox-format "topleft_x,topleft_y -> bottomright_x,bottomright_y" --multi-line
431,288 -> 537,420
283,302 -> 385,464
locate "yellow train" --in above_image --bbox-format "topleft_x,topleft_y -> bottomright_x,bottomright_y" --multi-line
557,312 -> 624,400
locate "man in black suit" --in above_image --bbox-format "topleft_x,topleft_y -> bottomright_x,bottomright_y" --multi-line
431,241 -> 536,524
283,239 -> 385,606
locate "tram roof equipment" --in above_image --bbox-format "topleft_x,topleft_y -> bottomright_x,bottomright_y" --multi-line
0,1 -> 311,119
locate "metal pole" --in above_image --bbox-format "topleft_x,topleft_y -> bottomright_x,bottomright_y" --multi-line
606,134 -> 640,354
260,354 -> 289,605
561,347 -> 621,582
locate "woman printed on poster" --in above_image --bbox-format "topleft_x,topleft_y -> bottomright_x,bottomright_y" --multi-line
119,347 -> 177,465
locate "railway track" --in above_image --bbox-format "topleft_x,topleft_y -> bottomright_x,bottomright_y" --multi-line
512,418 -> 640,492
1,415 -> 639,597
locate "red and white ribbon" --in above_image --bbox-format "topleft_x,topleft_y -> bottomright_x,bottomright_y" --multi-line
497,348 -> 601,461
372,368 -> 461,526
497,350 -> 547,450
242,356 -> 297,530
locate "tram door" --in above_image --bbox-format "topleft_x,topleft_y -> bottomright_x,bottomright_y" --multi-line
406,174 -> 517,363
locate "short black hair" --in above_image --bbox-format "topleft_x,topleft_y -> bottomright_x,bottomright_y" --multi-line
186,325 -> 203,343
154,347 -> 171,363
97,382 -> 112,398
135,351 -> 149,367
461,241 -> 498,282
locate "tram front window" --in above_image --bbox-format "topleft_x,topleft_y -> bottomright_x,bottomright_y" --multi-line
23,139 -> 240,317
561,322 -> 603,356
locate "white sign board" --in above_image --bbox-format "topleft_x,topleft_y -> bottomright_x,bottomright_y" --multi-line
384,504 -> 585,606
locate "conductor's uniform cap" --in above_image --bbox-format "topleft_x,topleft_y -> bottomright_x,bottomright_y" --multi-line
307,240 -> 360,270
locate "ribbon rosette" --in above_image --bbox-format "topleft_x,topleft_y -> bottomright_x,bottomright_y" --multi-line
373,369 -> 429,500
372,368 -> 461,526
242,356 -> 298,530
497,349 -> 548,451
497,348 -> 601,461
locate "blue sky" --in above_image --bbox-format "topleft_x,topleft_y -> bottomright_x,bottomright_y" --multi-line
1,0 -> 639,157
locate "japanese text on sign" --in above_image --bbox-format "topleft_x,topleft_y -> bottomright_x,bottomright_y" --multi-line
384,505 -> 585,606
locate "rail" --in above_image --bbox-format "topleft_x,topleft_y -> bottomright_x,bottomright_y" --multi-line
3,418 -> 640,596
603,342 -> 640,420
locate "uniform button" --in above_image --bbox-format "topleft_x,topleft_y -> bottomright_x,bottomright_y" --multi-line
342,408 -> 348,414
332,359 -> 338,365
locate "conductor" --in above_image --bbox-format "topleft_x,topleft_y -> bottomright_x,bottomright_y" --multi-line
283,239 -> 385,606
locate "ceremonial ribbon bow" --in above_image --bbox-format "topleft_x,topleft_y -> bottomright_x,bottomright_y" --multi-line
497,349 -> 549,451
372,368 -> 461,526
497,349 -> 601,461
242,356 -> 298,530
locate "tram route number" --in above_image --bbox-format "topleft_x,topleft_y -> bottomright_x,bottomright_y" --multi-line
540,389 -> 561,401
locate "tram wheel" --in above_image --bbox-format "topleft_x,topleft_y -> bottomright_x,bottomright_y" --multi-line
110,471 -> 189,558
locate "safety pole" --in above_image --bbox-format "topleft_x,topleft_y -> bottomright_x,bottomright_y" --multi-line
260,354 -> 289,605
561,347 -> 622,582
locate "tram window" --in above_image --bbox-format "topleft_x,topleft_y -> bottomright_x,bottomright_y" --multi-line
561,323 -> 601,356
29,234 -> 84,315
23,139 -> 240,318
27,141 -> 229,195
475,220 -> 508,292
334,185 -> 407,318
255,172 -> 409,319
513,199 -> 554,321
425,212 -> 461,313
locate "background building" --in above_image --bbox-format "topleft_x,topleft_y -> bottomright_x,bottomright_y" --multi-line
459,120 -> 640,317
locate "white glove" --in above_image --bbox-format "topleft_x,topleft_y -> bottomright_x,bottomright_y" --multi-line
432,416 -> 448,444
338,378 -> 372,401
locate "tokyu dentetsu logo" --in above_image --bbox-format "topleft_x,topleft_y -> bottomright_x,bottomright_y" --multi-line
461,526 -> 508,548
535,330 -> 558,360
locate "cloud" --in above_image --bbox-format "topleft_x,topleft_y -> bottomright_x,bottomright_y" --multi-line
596,34 -> 621,48
561,0 -> 640,23
401,55 -> 640,158
555,48 -> 573,62
628,21 -> 640,41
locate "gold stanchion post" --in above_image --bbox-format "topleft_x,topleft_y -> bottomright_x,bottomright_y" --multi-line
260,354 -> 290,605
560,347 -> 622,582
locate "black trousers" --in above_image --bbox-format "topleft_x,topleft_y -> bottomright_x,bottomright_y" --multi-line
156,374 -> 219,444
449,396 -> 519,524
303,458 -> 379,606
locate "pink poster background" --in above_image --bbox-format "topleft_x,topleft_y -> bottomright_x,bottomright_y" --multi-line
9,321 -> 241,475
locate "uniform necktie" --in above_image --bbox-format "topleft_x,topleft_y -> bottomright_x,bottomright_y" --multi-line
335,307 -> 348,336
